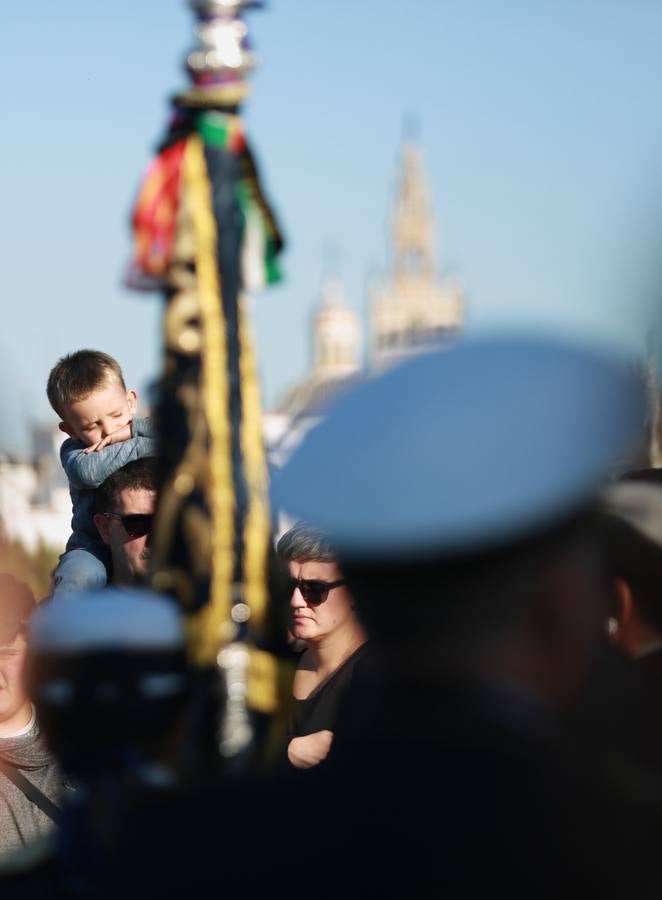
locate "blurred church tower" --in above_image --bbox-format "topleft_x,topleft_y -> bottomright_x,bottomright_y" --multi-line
271,130 -> 465,442
312,275 -> 361,382
370,140 -> 463,371
275,269 -> 361,423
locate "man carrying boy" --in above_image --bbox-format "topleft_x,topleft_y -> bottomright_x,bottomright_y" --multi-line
46,350 -> 156,595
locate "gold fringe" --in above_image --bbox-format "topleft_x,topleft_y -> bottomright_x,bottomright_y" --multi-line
238,298 -> 271,633
182,134 -> 235,667
246,646 -> 280,714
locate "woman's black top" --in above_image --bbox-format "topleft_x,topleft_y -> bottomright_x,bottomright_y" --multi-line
291,643 -> 370,737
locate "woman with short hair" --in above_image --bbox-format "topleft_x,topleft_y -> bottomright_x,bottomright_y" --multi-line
277,521 -> 368,769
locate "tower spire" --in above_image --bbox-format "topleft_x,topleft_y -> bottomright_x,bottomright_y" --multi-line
401,110 -> 420,143
392,140 -> 435,280
370,131 -> 463,370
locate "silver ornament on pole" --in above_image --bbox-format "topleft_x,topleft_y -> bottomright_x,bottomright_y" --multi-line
179,0 -> 264,107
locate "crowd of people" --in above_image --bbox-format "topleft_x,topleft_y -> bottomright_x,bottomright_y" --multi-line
2,335 -> 662,896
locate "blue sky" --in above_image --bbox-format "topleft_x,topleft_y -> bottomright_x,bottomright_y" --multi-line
2,0 -> 662,452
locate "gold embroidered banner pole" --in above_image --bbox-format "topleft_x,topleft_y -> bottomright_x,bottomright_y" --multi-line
126,0 -> 289,774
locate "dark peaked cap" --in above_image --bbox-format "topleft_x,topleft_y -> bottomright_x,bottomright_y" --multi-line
272,335 -> 646,562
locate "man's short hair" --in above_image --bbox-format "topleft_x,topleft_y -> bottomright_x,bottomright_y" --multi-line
94,459 -> 158,514
0,575 -> 35,645
47,349 -> 126,418
276,521 -> 336,563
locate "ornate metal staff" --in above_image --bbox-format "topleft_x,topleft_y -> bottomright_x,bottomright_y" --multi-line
126,0 -> 288,771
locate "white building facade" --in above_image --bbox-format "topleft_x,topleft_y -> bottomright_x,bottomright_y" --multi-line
0,427 -> 71,555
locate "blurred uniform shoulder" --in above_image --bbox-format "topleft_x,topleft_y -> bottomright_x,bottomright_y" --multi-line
0,834 -> 66,899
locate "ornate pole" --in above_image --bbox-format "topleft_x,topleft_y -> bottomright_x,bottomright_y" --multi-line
127,0 -> 288,773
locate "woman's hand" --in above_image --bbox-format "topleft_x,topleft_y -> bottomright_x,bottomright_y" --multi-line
287,730 -> 334,769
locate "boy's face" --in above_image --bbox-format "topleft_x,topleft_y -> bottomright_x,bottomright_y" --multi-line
60,378 -> 137,447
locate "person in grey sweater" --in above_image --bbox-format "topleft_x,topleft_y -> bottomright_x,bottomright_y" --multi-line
0,575 -> 64,857
46,349 -> 156,596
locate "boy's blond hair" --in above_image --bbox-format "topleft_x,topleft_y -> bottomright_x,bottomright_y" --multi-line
47,350 -> 126,419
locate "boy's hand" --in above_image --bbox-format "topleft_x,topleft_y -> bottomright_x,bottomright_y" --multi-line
84,422 -> 133,454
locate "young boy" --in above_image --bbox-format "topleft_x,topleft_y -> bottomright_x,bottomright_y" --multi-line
46,350 -> 156,595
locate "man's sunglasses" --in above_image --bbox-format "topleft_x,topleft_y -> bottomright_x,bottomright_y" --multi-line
288,577 -> 346,606
102,513 -> 153,539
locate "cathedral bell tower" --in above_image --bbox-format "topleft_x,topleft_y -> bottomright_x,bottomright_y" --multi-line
370,140 -> 463,370
393,143 -> 435,280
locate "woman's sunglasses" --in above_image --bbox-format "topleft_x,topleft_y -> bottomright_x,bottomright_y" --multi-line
102,513 -> 153,539
288,577 -> 347,606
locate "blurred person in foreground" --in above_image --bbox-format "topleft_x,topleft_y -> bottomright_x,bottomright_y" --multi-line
0,587 -> 189,894
277,522 -> 368,769
0,575 -> 63,857
264,335 -> 661,899
268,337 -> 662,898
92,459 -> 156,587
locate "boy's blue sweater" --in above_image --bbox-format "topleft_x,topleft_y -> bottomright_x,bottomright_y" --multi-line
59,417 -> 156,555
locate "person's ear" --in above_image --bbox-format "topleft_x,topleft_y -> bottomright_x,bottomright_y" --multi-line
93,513 -> 112,545
126,389 -> 138,415
58,421 -> 74,438
611,577 -> 634,642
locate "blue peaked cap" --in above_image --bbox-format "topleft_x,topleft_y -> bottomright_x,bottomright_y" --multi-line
271,334 -> 648,562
